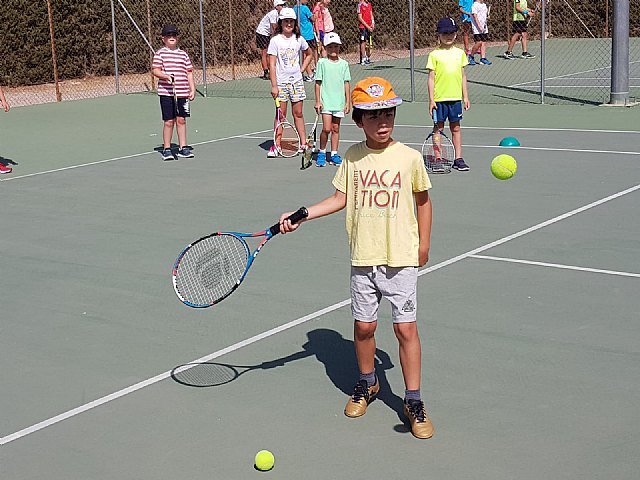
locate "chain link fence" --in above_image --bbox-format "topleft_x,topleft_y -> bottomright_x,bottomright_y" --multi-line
1,0 -> 637,107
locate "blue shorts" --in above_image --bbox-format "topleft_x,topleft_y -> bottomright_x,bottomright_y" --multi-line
435,101 -> 463,124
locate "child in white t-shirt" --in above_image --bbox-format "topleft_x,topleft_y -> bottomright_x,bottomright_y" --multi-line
471,0 -> 492,65
267,7 -> 313,157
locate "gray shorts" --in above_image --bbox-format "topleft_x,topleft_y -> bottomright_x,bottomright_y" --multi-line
350,265 -> 418,323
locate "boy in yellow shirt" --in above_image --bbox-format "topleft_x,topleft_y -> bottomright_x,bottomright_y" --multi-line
278,77 -> 434,439
426,17 -> 471,171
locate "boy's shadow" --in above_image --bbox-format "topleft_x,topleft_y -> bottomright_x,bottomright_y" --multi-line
302,328 -> 407,426
170,328 -> 409,430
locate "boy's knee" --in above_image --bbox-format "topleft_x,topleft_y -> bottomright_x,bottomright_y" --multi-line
354,320 -> 377,339
393,321 -> 418,342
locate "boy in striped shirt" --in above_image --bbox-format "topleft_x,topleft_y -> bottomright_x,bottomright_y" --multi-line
152,24 -> 196,161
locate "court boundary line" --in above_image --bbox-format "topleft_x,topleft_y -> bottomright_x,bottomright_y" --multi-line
241,135 -> 640,157
0,129 -> 273,183
2,182 -> 638,446
470,254 -> 640,278
1,125 -> 638,183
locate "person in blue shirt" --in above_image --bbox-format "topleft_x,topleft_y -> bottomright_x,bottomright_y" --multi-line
458,0 -> 475,64
294,0 -> 317,81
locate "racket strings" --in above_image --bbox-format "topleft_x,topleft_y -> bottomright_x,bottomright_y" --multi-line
174,235 -> 249,305
172,363 -> 239,387
277,123 -> 300,157
423,134 -> 455,173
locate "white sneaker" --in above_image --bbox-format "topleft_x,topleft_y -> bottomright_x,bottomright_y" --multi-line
267,146 -> 278,158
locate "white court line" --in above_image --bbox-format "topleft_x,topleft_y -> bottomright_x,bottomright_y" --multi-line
470,254 -> 640,278
0,129 -> 272,183
2,182 -> 639,446
355,124 -> 640,135
242,136 -> 640,156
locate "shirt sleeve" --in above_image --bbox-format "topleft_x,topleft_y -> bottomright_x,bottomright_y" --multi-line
267,36 -> 278,56
300,37 -> 309,51
426,51 -> 435,71
332,158 -> 348,193
343,61 -> 351,82
412,151 -> 432,192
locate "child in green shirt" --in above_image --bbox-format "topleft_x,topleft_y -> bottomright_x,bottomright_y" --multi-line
314,32 -> 351,167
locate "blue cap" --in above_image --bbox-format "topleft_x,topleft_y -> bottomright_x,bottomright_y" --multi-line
436,17 -> 458,33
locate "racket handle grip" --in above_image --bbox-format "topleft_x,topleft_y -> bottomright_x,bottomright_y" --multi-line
269,207 -> 308,236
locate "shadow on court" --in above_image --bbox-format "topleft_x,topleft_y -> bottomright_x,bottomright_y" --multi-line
170,328 -> 408,424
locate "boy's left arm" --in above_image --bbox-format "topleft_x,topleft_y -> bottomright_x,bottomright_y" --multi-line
415,190 -> 432,267
187,70 -> 196,100
343,80 -> 351,113
462,67 -> 470,110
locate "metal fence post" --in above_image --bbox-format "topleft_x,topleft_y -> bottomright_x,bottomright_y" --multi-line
610,0 -> 630,105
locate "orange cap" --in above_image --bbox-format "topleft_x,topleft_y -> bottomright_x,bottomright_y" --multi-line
351,77 -> 403,110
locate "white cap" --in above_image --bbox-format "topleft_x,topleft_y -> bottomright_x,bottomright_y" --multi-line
273,0 -> 286,6
323,32 -> 342,46
278,7 -> 296,20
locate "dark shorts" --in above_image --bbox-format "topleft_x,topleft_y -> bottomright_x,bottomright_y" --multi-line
318,31 -> 325,43
512,20 -> 528,33
306,38 -> 317,50
435,101 -> 463,124
473,33 -> 489,42
160,95 -> 190,121
256,32 -> 270,49
359,28 -> 371,42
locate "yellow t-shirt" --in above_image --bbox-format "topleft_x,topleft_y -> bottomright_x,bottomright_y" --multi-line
332,141 -> 432,267
513,0 -> 528,21
426,46 -> 468,102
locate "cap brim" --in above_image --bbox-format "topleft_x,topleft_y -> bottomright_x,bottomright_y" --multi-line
354,97 -> 403,110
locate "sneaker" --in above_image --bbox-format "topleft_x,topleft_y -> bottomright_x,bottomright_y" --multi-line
303,74 -> 315,82
316,151 -> 326,167
468,55 -> 477,65
328,153 -> 342,166
453,158 -> 470,171
360,60 -> 367,66
177,146 -> 194,158
364,57 -> 372,65
479,57 -> 492,65
260,70 -> 270,80
0,163 -> 12,174
161,148 -> 174,161
503,51 -> 515,59
403,399 -> 434,439
267,145 -> 279,158
521,52 -> 536,59
344,380 -> 380,418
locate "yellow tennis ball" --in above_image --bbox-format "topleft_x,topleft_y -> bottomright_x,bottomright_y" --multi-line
491,154 -> 517,180
255,450 -> 275,471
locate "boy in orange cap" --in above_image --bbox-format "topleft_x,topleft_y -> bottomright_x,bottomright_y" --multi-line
278,77 -> 434,439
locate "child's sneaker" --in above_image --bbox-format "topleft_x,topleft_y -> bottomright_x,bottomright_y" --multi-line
344,380 -> 380,418
503,51 -> 515,59
403,399 -> 434,439
267,145 -> 279,158
521,52 -> 536,59
479,57 -> 492,65
453,158 -> 470,171
177,146 -> 194,158
161,148 -> 174,161
468,55 -> 477,65
364,57 -> 372,65
328,153 -> 342,166
0,163 -> 12,174
316,151 -> 326,167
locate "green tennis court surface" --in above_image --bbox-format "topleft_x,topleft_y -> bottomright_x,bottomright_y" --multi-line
1,94 -> 639,479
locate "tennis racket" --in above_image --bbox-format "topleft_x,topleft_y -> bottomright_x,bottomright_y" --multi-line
172,207 -> 308,308
302,111 -> 320,170
369,32 -> 373,48
274,98 -> 301,158
171,360 -> 284,387
526,0 -> 541,27
170,74 -> 179,118
422,109 -> 454,174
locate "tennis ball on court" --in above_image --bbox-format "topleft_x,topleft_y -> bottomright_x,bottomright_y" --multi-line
254,450 -> 275,471
491,154 -> 517,180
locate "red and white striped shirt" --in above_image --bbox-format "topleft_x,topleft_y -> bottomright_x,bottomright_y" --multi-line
152,47 -> 193,97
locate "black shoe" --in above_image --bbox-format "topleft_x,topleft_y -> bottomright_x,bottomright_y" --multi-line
453,158 -> 470,171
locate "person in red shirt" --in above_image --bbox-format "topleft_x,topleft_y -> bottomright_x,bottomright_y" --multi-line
357,0 -> 375,65
0,84 -> 11,174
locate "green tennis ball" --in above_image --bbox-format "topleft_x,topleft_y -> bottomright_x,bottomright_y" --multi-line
255,450 -> 275,471
491,154 -> 517,180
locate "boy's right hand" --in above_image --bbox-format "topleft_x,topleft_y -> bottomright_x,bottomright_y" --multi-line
428,101 -> 437,113
271,86 -> 279,99
315,102 -> 322,112
278,212 -> 305,234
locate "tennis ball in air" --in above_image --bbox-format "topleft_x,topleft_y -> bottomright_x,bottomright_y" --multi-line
499,136 -> 521,147
491,154 -> 517,180
254,450 -> 275,471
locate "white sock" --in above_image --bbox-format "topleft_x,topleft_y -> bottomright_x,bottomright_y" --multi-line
319,149 -> 326,153
331,151 -> 338,156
